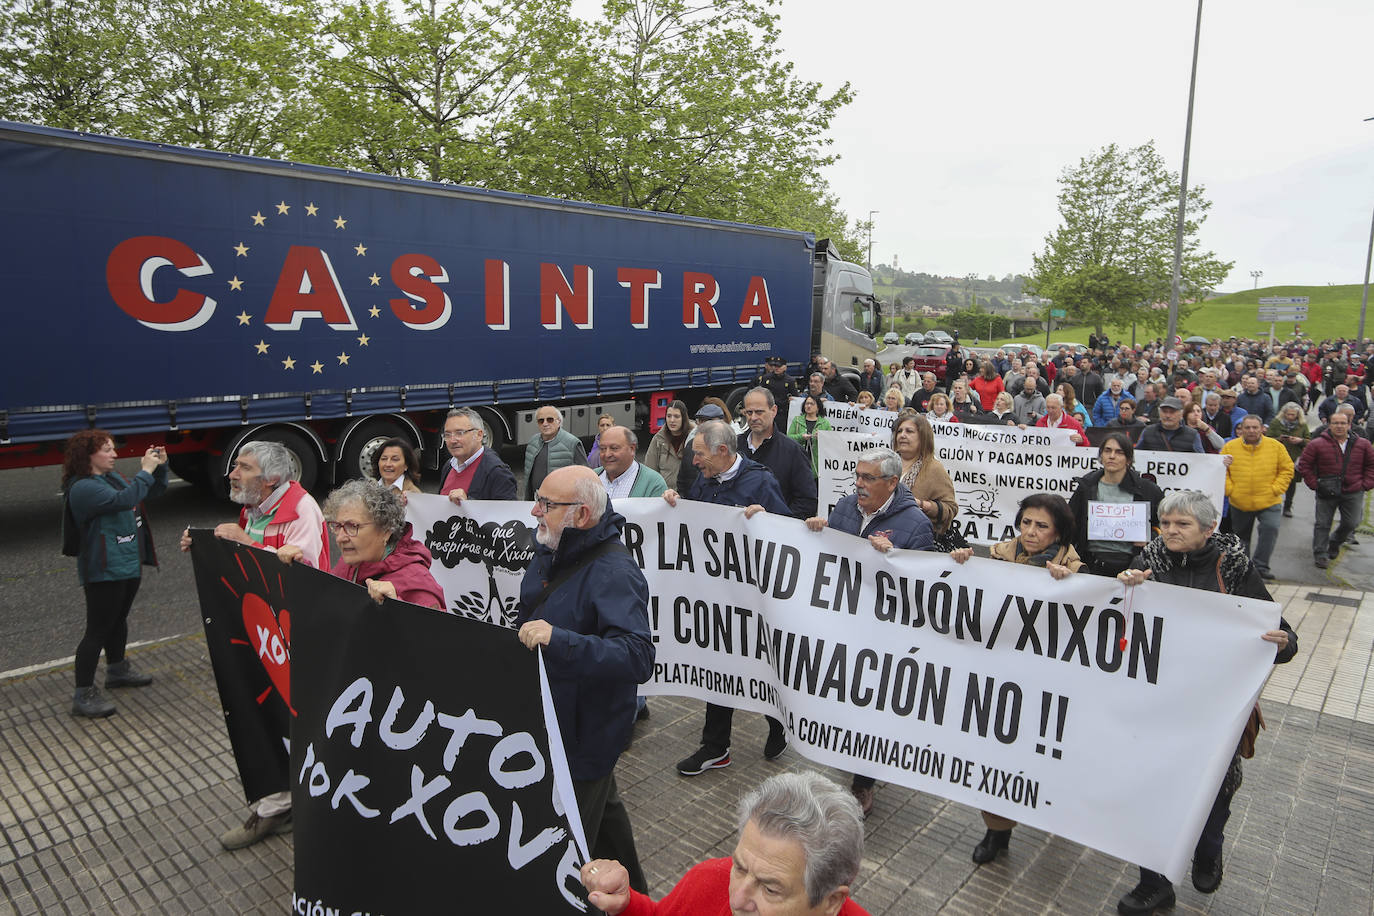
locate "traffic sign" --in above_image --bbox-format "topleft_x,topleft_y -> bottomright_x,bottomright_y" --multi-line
1258,306 -> 1308,322
1259,296 -> 1310,305
1050,309 -> 1066,318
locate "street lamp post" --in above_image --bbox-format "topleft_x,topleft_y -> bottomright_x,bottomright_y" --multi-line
1166,0 -> 1204,350
866,210 -> 878,271
1250,269 -> 1263,289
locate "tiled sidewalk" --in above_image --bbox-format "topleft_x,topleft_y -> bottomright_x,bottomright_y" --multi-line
3,584 -> 1373,914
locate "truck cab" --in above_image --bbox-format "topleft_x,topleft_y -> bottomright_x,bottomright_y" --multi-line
812,239 -> 880,373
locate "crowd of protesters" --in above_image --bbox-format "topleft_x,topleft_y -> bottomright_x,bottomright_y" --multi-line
57,328 -> 1374,915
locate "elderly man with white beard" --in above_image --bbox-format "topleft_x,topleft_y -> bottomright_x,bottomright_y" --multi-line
516,465 -> 655,895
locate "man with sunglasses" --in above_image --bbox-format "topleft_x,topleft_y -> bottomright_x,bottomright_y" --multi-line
517,465 -> 654,895
524,404 -> 587,500
440,407 -> 517,502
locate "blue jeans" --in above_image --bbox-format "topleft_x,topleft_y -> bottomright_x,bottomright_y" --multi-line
1313,491 -> 1364,559
1230,502 -> 1282,574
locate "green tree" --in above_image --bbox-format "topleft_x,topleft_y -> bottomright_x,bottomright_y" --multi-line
117,0 -> 318,155
1027,141 -> 1231,335
511,0 -> 856,242
0,0 -> 139,132
293,0 -> 570,183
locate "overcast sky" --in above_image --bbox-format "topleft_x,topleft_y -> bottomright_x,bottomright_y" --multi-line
777,0 -> 1373,289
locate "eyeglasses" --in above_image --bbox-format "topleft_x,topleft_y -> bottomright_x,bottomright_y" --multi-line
533,496 -> 583,513
537,417 -> 559,424
854,472 -> 893,484
442,428 -> 481,441
326,521 -> 374,537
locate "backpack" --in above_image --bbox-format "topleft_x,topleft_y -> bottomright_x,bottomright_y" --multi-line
60,488 -> 83,557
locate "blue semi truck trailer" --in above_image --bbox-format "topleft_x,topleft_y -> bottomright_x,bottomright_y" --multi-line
0,121 -> 879,490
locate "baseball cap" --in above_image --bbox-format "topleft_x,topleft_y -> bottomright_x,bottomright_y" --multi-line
1159,397 -> 1184,410
695,404 -> 726,420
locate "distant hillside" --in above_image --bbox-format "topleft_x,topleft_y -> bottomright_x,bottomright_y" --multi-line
986,284 -> 1369,347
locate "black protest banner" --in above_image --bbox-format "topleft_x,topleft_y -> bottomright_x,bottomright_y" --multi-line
190,530 -> 293,804
288,558 -> 587,915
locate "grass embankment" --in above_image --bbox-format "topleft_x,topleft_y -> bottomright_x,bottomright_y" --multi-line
982,284 -> 1369,348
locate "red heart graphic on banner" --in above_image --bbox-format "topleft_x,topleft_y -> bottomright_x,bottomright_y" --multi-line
241,593 -> 293,712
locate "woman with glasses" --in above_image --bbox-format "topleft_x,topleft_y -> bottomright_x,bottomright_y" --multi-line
278,479 -> 444,611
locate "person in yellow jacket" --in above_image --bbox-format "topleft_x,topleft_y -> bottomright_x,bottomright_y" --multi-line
1222,414 -> 1294,581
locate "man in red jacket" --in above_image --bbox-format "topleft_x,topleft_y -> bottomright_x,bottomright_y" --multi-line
580,771 -> 871,916
1296,411 -> 1374,568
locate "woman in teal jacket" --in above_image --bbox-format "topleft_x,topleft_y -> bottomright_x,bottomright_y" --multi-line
63,430 -> 168,717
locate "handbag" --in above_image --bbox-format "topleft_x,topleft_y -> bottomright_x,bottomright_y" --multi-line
1316,438 -> 1354,499
1238,703 -> 1266,759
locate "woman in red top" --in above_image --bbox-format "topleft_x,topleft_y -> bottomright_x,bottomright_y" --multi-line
969,359 -> 1005,411
278,479 -> 444,610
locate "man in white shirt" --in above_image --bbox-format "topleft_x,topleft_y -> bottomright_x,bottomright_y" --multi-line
597,426 -> 667,499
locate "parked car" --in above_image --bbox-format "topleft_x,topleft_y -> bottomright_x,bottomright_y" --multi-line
924,329 -> 953,344
1048,342 -> 1088,357
911,343 -> 953,381
883,331 -> 900,345
904,332 -> 924,345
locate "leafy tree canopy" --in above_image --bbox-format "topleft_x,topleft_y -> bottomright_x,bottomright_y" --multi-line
1027,141 -> 1231,335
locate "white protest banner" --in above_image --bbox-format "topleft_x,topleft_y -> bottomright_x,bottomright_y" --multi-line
407,495 -> 1278,880
1088,501 -> 1150,541
817,428 -> 1226,544
788,397 -> 898,434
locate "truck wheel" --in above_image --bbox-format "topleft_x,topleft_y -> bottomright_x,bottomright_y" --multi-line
168,452 -> 209,488
724,386 -> 751,420
339,419 -> 412,482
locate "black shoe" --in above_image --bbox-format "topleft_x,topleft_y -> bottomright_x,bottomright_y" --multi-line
1315,556 -> 1330,569
105,659 -> 153,688
1258,569 -> 1277,581
71,686 -> 115,718
676,746 -> 730,776
851,785 -> 875,818
1329,546 -> 1342,558
1117,880 -> 1175,914
1348,536 -> 1360,546
1283,508 -> 1293,518
971,828 -> 1011,864
1192,851 -> 1223,894
635,702 -> 650,722
763,723 -> 788,760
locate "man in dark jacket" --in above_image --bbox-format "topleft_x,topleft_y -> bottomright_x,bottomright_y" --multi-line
738,388 -> 817,518
1136,397 -> 1203,453
750,356 -> 799,433
805,445 -> 933,817
1234,375 -> 1275,425
440,407 -> 517,502
1115,489 -> 1297,915
516,465 -> 654,893
662,420 -> 790,777
1296,412 -> 1374,568
857,359 -> 886,400
821,359 -> 858,403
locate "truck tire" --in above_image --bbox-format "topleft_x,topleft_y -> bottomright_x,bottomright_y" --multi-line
724,386 -> 751,420
338,419 -> 414,482
168,452 -> 210,489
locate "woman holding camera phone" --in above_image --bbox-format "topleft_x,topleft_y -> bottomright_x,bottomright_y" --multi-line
62,431 -> 169,717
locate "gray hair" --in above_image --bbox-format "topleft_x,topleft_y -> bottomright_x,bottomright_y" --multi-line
855,446 -> 901,479
1158,489 -> 1220,530
737,771 -> 864,907
569,470 -> 607,522
238,440 -> 297,486
809,372 -> 825,385
446,406 -> 482,425
1336,403 -> 1357,418
600,425 -> 638,450
1045,393 -> 1064,408
747,386 -> 777,408
696,420 -> 737,456
324,478 -> 407,545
